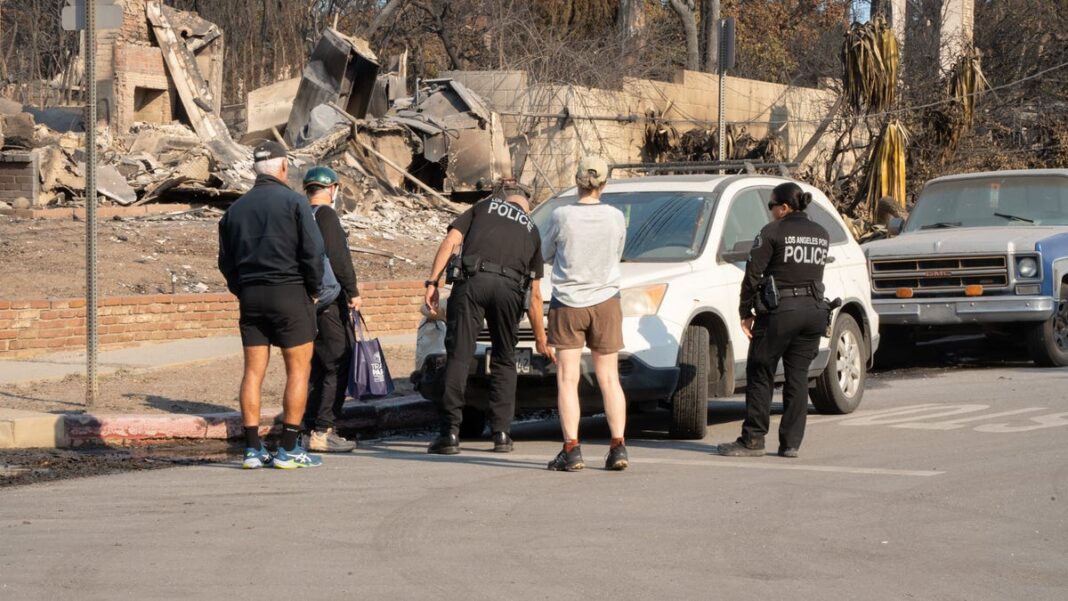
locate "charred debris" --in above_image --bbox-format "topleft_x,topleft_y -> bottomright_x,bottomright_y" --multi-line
0,4 -> 510,225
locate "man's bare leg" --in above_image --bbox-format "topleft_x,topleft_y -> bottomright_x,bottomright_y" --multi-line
280,342 -> 315,427
240,345 -> 271,429
556,348 -> 584,442
592,350 -> 626,439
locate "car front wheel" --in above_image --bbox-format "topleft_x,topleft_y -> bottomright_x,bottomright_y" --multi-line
670,324 -> 710,439
811,313 -> 866,414
1026,285 -> 1068,367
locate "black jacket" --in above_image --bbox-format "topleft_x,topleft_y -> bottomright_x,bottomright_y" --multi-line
218,174 -> 324,296
739,211 -> 830,319
311,204 -> 359,299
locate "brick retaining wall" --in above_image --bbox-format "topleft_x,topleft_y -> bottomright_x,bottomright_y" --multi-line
0,280 -> 424,359
0,151 -> 39,205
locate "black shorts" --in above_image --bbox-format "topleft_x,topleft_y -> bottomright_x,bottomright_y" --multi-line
238,284 -> 317,348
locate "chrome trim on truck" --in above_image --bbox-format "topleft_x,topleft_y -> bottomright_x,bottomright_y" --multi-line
873,296 -> 1056,325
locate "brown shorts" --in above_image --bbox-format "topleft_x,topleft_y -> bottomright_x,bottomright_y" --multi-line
547,296 -> 624,353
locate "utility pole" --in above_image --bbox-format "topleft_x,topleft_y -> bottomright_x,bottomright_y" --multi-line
717,17 -> 736,169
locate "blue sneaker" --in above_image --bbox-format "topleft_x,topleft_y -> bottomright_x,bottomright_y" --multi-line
273,445 -> 322,469
242,446 -> 273,469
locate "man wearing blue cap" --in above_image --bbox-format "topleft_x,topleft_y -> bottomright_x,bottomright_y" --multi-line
218,141 -> 325,469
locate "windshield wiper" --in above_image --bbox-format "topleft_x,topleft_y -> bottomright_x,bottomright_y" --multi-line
919,221 -> 962,230
993,212 -> 1034,223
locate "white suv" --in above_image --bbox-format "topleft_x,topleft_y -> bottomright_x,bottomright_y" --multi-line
415,174 -> 879,439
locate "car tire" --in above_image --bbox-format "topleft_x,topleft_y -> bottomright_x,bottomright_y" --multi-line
1026,284 -> 1068,367
872,325 -> 916,369
459,407 -> 487,439
670,324 -> 709,440
811,313 -> 866,414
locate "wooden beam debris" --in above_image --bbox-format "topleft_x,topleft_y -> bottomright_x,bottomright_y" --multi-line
145,1 -> 245,165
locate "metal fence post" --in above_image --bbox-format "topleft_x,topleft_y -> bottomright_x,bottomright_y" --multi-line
85,0 -> 99,406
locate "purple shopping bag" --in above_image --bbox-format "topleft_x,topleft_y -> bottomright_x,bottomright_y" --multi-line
348,311 -> 395,400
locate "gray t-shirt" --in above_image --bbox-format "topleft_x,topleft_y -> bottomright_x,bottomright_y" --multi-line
541,202 -> 626,307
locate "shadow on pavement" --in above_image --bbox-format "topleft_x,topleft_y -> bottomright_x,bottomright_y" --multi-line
138,394 -> 234,415
352,440 -> 547,471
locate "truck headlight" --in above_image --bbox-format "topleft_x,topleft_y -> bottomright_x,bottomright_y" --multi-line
621,284 -> 668,317
1016,256 -> 1039,279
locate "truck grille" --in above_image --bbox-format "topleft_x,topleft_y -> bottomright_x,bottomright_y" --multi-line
870,255 -> 1009,294
477,326 -> 537,342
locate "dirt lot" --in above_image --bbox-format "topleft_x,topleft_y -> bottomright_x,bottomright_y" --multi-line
0,212 -> 438,300
0,344 -> 417,414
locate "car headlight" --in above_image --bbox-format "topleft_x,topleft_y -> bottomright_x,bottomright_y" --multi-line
1016,256 -> 1039,279
620,284 -> 668,317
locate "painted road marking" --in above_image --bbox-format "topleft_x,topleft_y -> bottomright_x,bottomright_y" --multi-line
809,404 -> 1068,433
361,446 -> 944,478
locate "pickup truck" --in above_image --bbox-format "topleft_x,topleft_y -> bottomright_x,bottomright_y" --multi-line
863,169 -> 1068,366
416,174 -> 880,439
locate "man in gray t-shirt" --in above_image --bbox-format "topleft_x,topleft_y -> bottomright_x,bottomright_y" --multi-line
542,202 -> 625,307
541,155 -> 630,472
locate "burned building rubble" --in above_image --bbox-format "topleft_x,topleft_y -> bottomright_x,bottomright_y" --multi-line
1,6 -> 512,221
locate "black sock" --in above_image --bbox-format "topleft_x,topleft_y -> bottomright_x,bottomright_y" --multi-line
281,424 -> 302,452
244,426 -> 261,450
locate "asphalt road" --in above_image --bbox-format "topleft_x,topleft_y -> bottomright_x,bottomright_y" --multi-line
2,364 -> 1067,600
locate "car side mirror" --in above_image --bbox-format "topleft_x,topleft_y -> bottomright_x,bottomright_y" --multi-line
720,249 -> 749,263
888,217 -> 904,235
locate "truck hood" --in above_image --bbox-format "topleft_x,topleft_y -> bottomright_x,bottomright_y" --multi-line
864,227 -> 1067,258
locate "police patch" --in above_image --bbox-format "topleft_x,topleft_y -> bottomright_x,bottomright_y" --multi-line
751,234 -> 763,250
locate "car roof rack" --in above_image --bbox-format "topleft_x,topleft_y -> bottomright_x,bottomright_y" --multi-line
608,160 -> 797,177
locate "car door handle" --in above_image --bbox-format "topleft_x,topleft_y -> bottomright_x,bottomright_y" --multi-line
825,256 -> 836,264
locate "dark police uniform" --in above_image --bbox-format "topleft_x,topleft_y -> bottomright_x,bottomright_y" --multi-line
218,173 -> 324,349
440,197 -> 544,436
738,211 -> 830,451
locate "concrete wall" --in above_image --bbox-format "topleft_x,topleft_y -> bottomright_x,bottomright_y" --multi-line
445,68 -> 839,195
0,281 -> 425,359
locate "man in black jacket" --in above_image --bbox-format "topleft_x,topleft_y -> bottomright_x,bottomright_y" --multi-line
218,141 -> 325,469
301,166 -> 362,453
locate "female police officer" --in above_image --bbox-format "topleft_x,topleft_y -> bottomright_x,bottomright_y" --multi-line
717,182 -> 831,459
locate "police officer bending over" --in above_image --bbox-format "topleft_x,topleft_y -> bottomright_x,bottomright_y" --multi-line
717,182 -> 831,459
424,182 -> 549,455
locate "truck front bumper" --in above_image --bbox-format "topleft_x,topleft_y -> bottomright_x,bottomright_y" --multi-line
873,296 -> 1056,325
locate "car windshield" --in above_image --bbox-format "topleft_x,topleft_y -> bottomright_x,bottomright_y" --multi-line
532,191 -> 715,262
905,176 -> 1068,232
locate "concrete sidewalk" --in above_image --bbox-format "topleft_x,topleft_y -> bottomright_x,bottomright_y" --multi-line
0,333 -> 417,386
1,393 -> 435,449
0,333 -> 427,449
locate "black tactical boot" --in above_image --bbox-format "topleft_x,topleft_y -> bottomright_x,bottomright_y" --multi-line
491,431 -> 513,453
428,432 -> 460,455
716,439 -> 765,457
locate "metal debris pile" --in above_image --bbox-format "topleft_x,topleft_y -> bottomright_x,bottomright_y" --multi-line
1,8 -> 512,228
